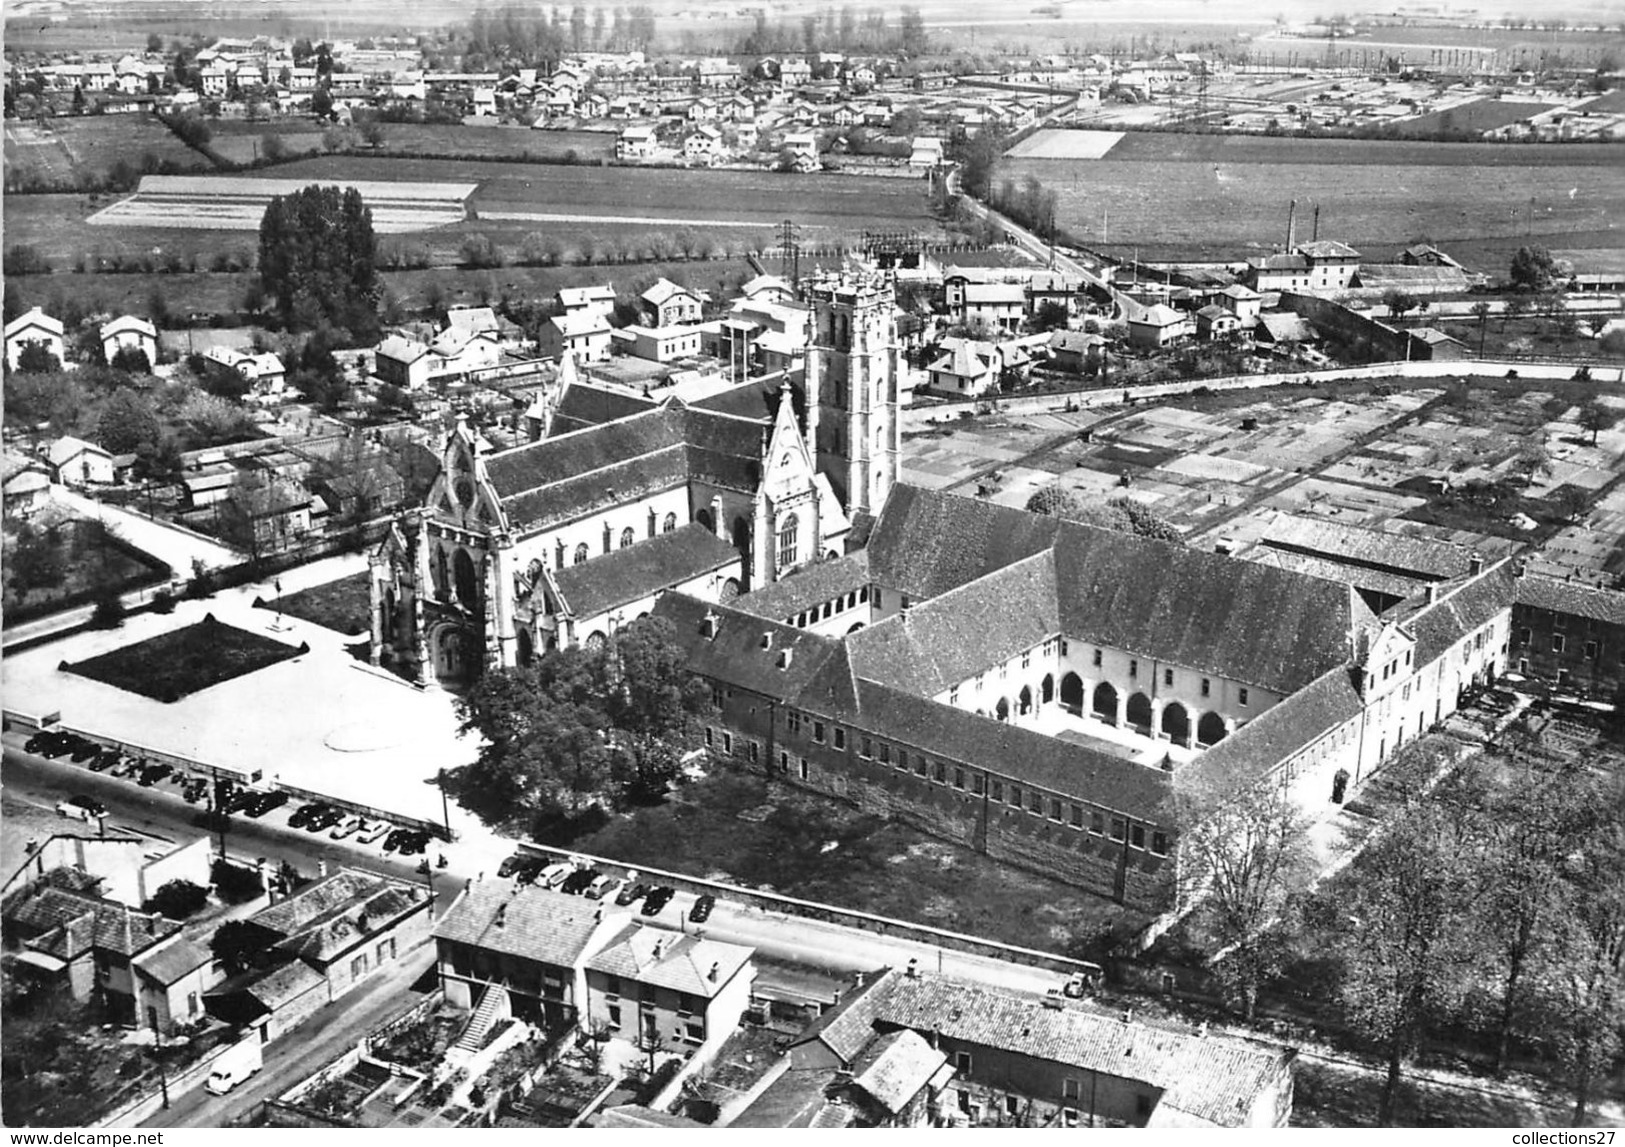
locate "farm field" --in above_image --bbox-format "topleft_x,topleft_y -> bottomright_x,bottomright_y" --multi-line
3,114 -> 211,191
1005,133 -> 1625,268
1392,98 -> 1558,138
362,123 -> 616,160
207,130 -> 327,165
87,174 -> 477,233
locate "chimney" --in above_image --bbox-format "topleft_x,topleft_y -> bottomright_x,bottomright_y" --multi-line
1286,199 -> 1297,251
709,961 -> 720,982
652,938 -> 664,959
1312,203 -> 1320,243
906,957 -> 919,979
1122,1007 -> 1134,1024
1469,552 -> 1484,576
495,904 -> 507,928
854,971 -> 865,988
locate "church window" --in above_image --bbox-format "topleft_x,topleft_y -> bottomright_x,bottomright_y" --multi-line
822,601 -> 832,620
620,527 -> 635,549
696,508 -> 714,532
663,513 -> 677,533
574,543 -> 589,565
777,514 -> 799,569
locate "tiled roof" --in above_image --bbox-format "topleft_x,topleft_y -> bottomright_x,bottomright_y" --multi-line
865,484 -> 1063,601
651,594 -> 844,702
1355,264 -> 1468,287
376,334 -> 428,363
1246,547 -> 1421,601
641,278 -> 697,306
596,1105 -> 710,1128
846,552 -> 1058,696
132,935 -> 213,985
549,382 -> 658,436
926,340 -> 997,379
550,523 -> 740,620
485,405 -> 686,500
558,285 -> 616,307
1514,575 -> 1625,626
1258,513 -> 1475,582
1250,254 -> 1310,272
731,1065 -> 841,1128
433,883 -> 613,968
849,1028 -> 947,1113
549,312 -> 611,337
247,959 -> 326,1010
1256,313 -> 1313,342
733,551 -> 872,623
1184,666 -> 1364,792
503,449 -> 690,533
251,868 -> 425,966
1404,561 -> 1517,667
1298,240 -> 1360,259
791,970 -> 897,1063
6,886 -> 179,960
963,283 -> 1027,305
871,973 -> 1289,1126
585,924 -> 753,998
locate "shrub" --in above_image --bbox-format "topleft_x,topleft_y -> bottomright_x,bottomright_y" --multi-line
151,587 -> 177,614
212,859 -> 264,904
146,879 -> 209,918
90,586 -> 126,629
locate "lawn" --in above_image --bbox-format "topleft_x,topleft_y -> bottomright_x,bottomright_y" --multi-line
1004,133 -> 1625,268
263,572 -> 373,635
576,769 -> 1145,953
66,615 -> 306,703
3,517 -> 169,619
3,114 -> 212,191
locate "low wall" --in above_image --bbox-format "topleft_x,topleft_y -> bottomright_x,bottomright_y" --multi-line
509,841 -> 1105,978
99,1031 -> 255,1128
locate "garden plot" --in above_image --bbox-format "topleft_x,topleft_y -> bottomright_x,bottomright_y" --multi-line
89,175 -> 477,233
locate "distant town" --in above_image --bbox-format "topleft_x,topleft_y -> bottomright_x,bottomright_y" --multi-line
3,0 -> 1623,1134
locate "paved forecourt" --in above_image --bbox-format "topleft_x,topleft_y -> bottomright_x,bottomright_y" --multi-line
2,568 -> 480,830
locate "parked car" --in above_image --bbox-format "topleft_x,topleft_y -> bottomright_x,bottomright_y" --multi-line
561,868 -> 599,895
688,893 -> 716,923
616,881 -> 652,907
304,806 -> 345,833
69,739 -> 101,763
537,862 -> 572,888
358,821 -> 392,845
287,803 -> 317,829
331,816 -> 366,840
24,732 -> 56,754
382,828 -> 408,852
90,748 -> 122,772
586,875 -> 622,901
513,858 -> 547,885
396,830 -> 430,855
248,791 -> 290,817
56,795 -> 107,821
497,853 -> 528,879
139,763 -> 173,787
35,734 -> 78,759
641,885 -> 676,916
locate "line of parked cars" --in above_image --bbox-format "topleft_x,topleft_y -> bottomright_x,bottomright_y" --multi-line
495,853 -> 702,918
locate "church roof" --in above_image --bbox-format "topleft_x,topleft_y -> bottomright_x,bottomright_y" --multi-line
1183,666 -> 1365,793
550,381 -> 658,435
864,484 -> 1062,601
733,551 -> 871,623
551,523 -> 740,620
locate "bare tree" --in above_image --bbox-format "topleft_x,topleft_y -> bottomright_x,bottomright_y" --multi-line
1174,768 -> 1314,1021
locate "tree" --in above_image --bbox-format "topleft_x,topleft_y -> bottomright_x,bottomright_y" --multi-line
1502,294 -> 1530,329
311,84 -> 334,121
96,387 -> 162,455
15,340 -> 60,374
145,879 -> 209,918
7,523 -> 68,597
1509,244 -> 1557,292
209,920 -> 268,974
1381,288 -> 1419,323
459,232 -> 502,268
1470,299 -> 1493,355
1025,482 -> 1180,541
89,584 -> 125,629
257,185 -> 381,340
218,472 -> 308,561
109,345 -> 152,375
1336,799 -> 1479,1125
1174,771 -> 1313,1020
1031,300 -> 1070,332
1577,400 -> 1617,446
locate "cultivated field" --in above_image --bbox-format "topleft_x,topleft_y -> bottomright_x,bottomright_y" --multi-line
1003,132 -> 1625,268
1005,129 -> 1124,159
3,114 -> 211,190
1393,98 -> 1558,138
88,174 -> 478,232
363,122 -> 616,161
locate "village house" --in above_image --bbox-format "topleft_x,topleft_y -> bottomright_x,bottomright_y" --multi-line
641,278 -> 707,327
374,335 -> 432,390
4,307 -> 65,372
1511,575 -> 1625,696
1047,330 -> 1107,375
99,315 -> 159,367
616,124 -> 657,159
202,347 -> 287,400
956,283 -> 1027,333
618,323 -> 705,364
558,285 -> 618,322
582,924 -> 755,1052
540,312 -> 614,365
923,338 -> 1003,397
1127,304 -> 1192,349
45,437 -> 116,487
684,124 -> 723,162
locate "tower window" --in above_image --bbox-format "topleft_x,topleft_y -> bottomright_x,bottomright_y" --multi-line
777,513 -> 799,570
573,543 -> 589,565
620,527 -> 635,549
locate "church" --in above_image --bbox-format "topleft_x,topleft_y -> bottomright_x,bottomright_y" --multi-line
368,271 -> 903,686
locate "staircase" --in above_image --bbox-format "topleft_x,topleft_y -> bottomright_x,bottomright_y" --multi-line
453,988 -> 504,1055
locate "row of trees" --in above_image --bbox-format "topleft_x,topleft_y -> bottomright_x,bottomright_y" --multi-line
457,4 -> 658,70
737,6 -> 928,57
1175,730 -> 1625,1126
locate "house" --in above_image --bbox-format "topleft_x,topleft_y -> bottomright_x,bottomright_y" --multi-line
697,58 -> 739,89
617,124 -> 657,159
202,347 -> 288,400
685,124 -> 723,162
4,462 -> 51,519
1398,243 -> 1463,269
132,934 -> 217,1035
374,335 -> 432,390
736,1022 -> 952,1128
1196,304 -> 1243,340
618,323 -> 705,364
908,136 -> 945,169
432,882 -> 632,1031
1127,304 -> 1191,348
1216,283 -> 1263,326
204,867 -> 433,1042
558,285 -> 618,322
790,968 -> 1294,1128
957,283 -> 1027,333
739,274 -> 795,305
100,315 -> 159,367
1245,253 -> 1313,294
687,97 -> 718,121
1047,331 -> 1106,374
725,94 -> 755,121
200,62 -> 233,96
444,305 -> 503,340
540,312 -> 614,364
1512,575 -> 1625,695
3,870 -> 187,1027
5,307 -> 65,372
924,338 -> 1002,397
779,58 -> 814,86
46,437 -> 116,487
1406,327 -> 1468,361
1026,272 -> 1084,317
1253,312 -> 1315,349
782,130 -> 820,171
582,923 -> 755,1051
641,278 -> 706,327
579,91 -> 610,119
733,119 -> 759,150
1295,241 -> 1361,293
427,327 -> 502,377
